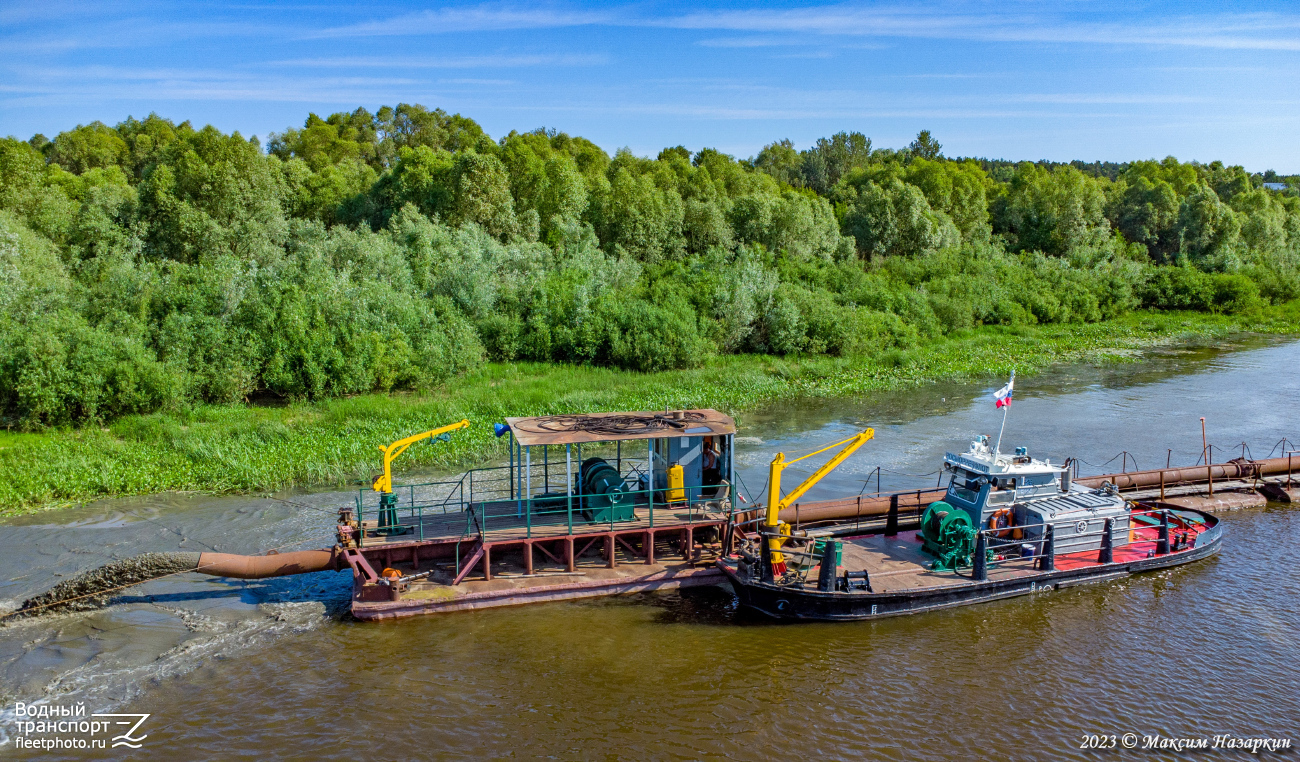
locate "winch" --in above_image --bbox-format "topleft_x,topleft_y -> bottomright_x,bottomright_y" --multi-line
579,457 -> 633,522
921,501 -> 977,571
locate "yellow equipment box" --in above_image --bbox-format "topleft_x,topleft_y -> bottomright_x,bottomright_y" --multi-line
667,463 -> 685,503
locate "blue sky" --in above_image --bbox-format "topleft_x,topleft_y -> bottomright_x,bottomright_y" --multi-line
3,1 -> 1299,171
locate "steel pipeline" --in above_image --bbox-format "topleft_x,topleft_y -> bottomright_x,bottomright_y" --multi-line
193,549 -> 341,579
1073,455 -> 1296,490
741,455 -> 1298,527
740,489 -> 945,527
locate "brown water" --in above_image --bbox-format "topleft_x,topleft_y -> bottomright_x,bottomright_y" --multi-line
4,337 -> 1300,760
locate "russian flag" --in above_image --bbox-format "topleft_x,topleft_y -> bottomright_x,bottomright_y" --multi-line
994,377 -> 1014,408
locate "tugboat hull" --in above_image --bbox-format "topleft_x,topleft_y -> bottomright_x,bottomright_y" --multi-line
720,511 -> 1222,622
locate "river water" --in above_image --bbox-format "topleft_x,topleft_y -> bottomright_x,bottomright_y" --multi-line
3,338 -> 1299,760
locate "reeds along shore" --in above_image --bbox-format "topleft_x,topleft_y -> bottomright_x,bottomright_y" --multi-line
3,307 -> 1297,516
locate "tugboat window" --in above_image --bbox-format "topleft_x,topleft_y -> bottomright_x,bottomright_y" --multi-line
947,471 -> 980,503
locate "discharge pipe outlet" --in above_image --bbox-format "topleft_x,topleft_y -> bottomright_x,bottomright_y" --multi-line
192,549 -> 341,579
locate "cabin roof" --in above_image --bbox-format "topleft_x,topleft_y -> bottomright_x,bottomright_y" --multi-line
505,409 -> 736,447
945,450 -> 1058,476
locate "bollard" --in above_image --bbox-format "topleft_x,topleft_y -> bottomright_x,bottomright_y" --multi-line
840,569 -> 872,592
1038,525 -> 1055,572
1098,517 -> 1114,564
1156,511 -> 1170,555
973,532 -> 988,581
885,494 -> 899,536
817,539 -> 837,592
759,534 -> 774,583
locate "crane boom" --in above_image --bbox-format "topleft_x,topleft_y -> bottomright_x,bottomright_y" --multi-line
763,429 -> 874,571
765,429 -> 875,527
372,419 -> 470,494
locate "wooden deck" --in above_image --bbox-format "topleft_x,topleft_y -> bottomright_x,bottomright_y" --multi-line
817,533 -> 1039,593
790,516 -> 1211,593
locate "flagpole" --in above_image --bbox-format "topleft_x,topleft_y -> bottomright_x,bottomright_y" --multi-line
993,370 -> 1015,461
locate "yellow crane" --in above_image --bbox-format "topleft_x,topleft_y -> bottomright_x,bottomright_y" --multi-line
764,429 -> 875,572
373,419 -> 470,535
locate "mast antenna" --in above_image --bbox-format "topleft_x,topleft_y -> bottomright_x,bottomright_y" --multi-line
993,370 -> 1015,461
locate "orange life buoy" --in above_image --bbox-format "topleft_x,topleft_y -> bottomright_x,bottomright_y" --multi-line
988,509 -> 1013,539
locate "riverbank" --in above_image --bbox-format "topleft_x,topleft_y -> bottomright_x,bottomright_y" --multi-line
3,306 -> 1298,515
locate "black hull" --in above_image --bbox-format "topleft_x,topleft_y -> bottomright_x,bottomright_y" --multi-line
721,518 -> 1224,622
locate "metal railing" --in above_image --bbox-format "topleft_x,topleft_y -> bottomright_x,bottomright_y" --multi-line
353,473 -> 471,545
464,481 -> 733,539
354,466 -> 734,545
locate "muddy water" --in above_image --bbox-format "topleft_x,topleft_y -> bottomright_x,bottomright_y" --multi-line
3,338 -> 1300,760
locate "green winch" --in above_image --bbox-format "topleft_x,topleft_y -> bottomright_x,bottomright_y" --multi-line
921,501 -> 978,571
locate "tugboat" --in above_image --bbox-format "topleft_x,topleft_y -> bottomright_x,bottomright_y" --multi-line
719,374 -> 1224,621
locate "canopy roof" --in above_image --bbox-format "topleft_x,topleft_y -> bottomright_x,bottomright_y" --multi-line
505,409 -> 735,447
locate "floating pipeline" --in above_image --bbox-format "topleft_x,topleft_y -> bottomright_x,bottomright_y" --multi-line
736,455 -> 1300,528
1072,455 -> 1298,490
10,550 -> 342,620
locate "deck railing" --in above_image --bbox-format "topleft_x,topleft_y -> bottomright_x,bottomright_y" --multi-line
464,482 -> 731,539
354,467 -> 734,546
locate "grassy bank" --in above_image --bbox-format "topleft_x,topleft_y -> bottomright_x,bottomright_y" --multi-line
3,306 -> 1298,516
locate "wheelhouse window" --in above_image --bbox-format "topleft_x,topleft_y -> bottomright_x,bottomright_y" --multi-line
946,469 -> 980,503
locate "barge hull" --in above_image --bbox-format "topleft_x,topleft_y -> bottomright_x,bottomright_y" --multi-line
353,565 -> 725,620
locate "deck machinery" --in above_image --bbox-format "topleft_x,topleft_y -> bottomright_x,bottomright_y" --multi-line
334,410 -> 738,619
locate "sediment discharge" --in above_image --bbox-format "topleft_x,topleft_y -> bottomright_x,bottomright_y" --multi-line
10,549 -> 342,620
12,552 -> 202,619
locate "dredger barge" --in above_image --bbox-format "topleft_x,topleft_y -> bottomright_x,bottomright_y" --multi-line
18,402 -> 1298,622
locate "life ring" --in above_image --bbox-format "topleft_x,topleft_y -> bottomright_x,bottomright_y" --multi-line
988,509 -> 1013,539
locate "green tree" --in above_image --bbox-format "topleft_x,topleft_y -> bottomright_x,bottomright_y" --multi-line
451,152 -> 521,240
904,158 -> 989,240
1177,185 -> 1240,264
753,139 -> 802,186
136,126 -> 289,263
842,178 -> 957,258
908,130 -> 943,160
799,132 -> 872,194
992,163 -> 1111,256
590,165 -> 684,262
47,122 -> 129,175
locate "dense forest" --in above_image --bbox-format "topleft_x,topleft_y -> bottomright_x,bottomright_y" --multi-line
2,104 -> 1298,429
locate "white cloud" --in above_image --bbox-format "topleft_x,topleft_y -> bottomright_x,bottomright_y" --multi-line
662,6 -> 1300,51
269,54 -> 608,68
301,3 -> 1300,52
696,36 -> 807,48
309,6 -> 614,38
